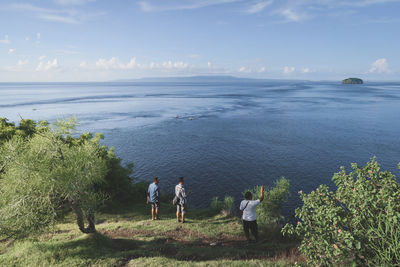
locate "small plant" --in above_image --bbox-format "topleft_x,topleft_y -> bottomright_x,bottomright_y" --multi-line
210,196 -> 222,211
222,196 -> 235,216
282,158 -> 400,266
210,196 -> 235,216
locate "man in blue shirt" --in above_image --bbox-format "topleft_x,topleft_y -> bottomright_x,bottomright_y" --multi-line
148,177 -> 160,220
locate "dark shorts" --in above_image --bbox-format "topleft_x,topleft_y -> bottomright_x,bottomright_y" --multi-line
176,204 -> 185,214
150,202 -> 160,209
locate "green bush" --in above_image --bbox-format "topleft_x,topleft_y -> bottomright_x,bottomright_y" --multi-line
0,118 -> 108,238
282,158 -> 400,266
0,117 -> 136,207
244,177 -> 290,226
0,117 -> 139,238
210,196 -> 235,216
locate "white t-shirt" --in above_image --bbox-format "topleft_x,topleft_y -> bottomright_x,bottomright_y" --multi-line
240,199 -> 261,221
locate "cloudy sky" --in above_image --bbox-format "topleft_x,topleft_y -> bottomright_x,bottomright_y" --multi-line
0,0 -> 399,81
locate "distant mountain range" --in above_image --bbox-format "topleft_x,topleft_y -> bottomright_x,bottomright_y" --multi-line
111,75 -> 266,83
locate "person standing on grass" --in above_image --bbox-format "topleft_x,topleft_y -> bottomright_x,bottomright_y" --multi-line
175,177 -> 187,223
240,186 -> 264,242
148,177 -> 160,220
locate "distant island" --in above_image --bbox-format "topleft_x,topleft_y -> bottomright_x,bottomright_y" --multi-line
110,75 -> 307,83
342,78 -> 363,84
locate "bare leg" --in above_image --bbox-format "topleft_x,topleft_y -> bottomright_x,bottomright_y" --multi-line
155,208 -> 159,219
176,211 -> 180,222
181,213 -> 185,223
151,207 -> 155,220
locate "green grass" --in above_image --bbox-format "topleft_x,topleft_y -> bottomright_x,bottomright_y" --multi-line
0,202 -> 304,267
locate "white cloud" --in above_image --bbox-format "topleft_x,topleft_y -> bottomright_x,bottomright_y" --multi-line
79,61 -> 88,68
258,67 -> 266,73
17,60 -> 29,66
246,0 -> 274,14
283,66 -> 295,74
39,55 -> 46,61
139,0 -> 243,12
95,57 -> 137,70
94,57 -> 190,71
8,48 -> 15,54
340,0 -> 400,8
369,58 -> 390,73
38,14 -> 78,24
25,36 -> 30,41
53,0 -> 95,5
270,0 -> 399,23
8,3 -> 105,24
159,61 -> 189,69
37,33 -> 41,40
281,9 -> 302,22
239,66 -> 252,73
207,62 -> 212,68
302,67 -> 310,73
0,35 -> 10,44
126,58 -> 137,69
36,58 -> 60,71
138,2 -> 153,12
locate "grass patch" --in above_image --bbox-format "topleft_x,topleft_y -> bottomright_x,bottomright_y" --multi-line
0,202 -> 304,266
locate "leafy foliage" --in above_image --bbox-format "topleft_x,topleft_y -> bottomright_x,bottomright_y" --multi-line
0,118 -> 136,238
282,158 -> 400,266
210,196 -> 235,216
245,177 -> 290,226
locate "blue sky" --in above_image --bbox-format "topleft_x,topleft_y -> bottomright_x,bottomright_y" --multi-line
0,0 -> 399,81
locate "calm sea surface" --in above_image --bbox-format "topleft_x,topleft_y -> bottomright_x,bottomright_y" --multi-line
1,80 -> 400,215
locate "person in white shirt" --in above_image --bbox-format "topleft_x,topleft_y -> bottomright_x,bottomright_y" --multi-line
239,186 -> 264,242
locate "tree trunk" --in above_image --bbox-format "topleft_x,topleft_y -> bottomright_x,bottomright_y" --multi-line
71,203 -> 96,234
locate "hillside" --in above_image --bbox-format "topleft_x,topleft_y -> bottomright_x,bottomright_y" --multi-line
0,203 -> 302,267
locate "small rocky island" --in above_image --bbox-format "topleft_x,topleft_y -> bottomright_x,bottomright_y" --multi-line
342,78 -> 363,84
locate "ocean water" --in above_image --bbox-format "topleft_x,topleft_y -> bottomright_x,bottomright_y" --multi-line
1,80 -> 400,215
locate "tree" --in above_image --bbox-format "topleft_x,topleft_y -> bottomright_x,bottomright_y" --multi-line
283,158 -> 400,266
0,118 -> 108,238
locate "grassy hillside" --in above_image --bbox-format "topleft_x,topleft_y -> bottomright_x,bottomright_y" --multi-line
0,203 -> 303,267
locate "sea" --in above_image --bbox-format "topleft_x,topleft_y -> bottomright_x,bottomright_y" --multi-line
1,79 -> 400,216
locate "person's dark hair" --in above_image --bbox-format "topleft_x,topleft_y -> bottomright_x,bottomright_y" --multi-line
153,177 -> 159,182
178,177 -> 184,183
244,191 -> 252,200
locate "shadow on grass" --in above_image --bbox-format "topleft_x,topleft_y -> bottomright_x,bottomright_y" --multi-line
34,231 -> 300,266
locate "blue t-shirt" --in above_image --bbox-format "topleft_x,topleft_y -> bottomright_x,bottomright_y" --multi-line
148,182 -> 160,203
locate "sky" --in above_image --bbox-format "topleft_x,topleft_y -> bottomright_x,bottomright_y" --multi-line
0,0 -> 399,82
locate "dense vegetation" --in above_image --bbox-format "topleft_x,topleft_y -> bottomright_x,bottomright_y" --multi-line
0,118 -> 135,238
283,158 -> 400,266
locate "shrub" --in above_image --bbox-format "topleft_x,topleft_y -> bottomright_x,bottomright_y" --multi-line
210,196 -> 235,216
0,117 -> 139,238
0,118 -> 107,238
244,177 -> 290,226
282,158 -> 400,266
0,117 -> 136,207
